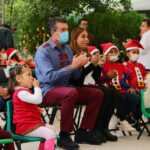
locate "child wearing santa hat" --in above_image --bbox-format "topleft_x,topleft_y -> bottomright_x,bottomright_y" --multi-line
124,40 -> 147,91
5,48 -> 35,67
101,42 -> 141,132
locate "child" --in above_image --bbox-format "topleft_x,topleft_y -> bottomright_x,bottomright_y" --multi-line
7,64 -> 56,150
5,48 -> 35,67
124,40 -> 147,91
0,130 -> 15,150
101,42 -> 141,132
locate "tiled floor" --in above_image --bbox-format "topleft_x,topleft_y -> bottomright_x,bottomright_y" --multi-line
1,111 -> 150,150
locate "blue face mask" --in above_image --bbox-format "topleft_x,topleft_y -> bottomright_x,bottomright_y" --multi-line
82,25 -> 88,29
58,32 -> 69,44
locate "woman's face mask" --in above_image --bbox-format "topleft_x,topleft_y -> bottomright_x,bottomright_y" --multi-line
109,55 -> 119,62
130,54 -> 139,62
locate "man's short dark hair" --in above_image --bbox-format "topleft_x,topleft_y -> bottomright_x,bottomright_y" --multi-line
78,18 -> 88,25
142,19 -> 150,27
48,17 -> 67,32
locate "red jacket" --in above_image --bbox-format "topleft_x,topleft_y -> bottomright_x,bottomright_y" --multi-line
13,88 -> 44,135
125,62 -> 147,90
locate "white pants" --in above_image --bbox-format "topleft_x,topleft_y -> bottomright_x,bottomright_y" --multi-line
25,124 -> 56,139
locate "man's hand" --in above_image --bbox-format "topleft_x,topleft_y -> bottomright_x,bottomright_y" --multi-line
107,70 -> 117,79
122,38 -> 132,48
0,87 -> 10,99
128,88 -> 136,94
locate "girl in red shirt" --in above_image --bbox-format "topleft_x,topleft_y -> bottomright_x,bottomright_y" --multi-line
8,64 -> 56,150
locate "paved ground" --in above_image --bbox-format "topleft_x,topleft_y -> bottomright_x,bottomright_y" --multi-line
1,110 -> 150,150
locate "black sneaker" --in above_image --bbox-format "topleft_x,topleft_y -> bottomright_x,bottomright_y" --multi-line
75,129 -> 102,145
57,134 -> 79,150
102,129 -> 118,141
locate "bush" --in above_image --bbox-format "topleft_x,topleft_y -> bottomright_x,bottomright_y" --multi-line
67,11 -> 147,57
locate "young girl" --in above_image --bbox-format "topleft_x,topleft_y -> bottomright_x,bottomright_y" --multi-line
124,40 -> 147,91
7,64 -> 56,150
101,42 -> 141,132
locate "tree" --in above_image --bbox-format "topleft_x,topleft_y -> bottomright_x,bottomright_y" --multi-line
2,0 -> 135,55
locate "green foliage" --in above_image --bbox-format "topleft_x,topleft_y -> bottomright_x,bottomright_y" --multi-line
2,0 -> 145,57
68,11 -> 146,55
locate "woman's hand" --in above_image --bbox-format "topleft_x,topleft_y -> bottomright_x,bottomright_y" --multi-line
71,53 -> 90,70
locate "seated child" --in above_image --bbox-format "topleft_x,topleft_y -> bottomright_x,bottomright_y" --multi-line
0,130 -> 15,150
101,42 -> 141,132
124,40 -> 147,91
5,48 -> 35,67
7,64 -> 56,150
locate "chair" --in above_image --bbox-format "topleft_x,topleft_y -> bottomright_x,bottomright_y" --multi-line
7,100 -> 45,150
39,103 -> 85,133
0,139 -> 14,150
137,89 -> 150,139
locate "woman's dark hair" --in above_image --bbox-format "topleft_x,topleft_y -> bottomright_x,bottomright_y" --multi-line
69,27 -> 89,56
8,64 -> 29,95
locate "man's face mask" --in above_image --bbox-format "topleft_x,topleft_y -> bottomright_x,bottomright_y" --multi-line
82,25 -> 88,30
57,32 -> 69,44
109,55 -> 119,62
130,54 -> 139,62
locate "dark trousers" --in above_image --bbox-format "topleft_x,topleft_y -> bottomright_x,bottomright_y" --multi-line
76,85 -> 118,130
116,92 -> 141,121
93,86 -> 118,130
0,130 -> 15,150
43,86 -> 103,132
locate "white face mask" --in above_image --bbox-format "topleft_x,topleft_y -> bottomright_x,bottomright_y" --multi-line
130,54 -> 139,62
2,53 -> 7,60
109,55 -> 119,62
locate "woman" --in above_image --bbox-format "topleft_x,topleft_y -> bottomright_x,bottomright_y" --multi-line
69,27 -> 118,142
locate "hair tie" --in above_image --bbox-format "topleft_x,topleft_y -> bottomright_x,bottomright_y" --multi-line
8,63 -> 16,74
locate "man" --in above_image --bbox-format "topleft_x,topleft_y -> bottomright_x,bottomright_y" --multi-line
35,17 -> 103,150
78,18 -> 96,46
138,19 -> 150,70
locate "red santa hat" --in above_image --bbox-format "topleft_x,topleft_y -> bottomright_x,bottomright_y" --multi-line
101,42 -> 119,55
88,46 -> 99,55
126,40 -> 144,51
5,48 -> 18,59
